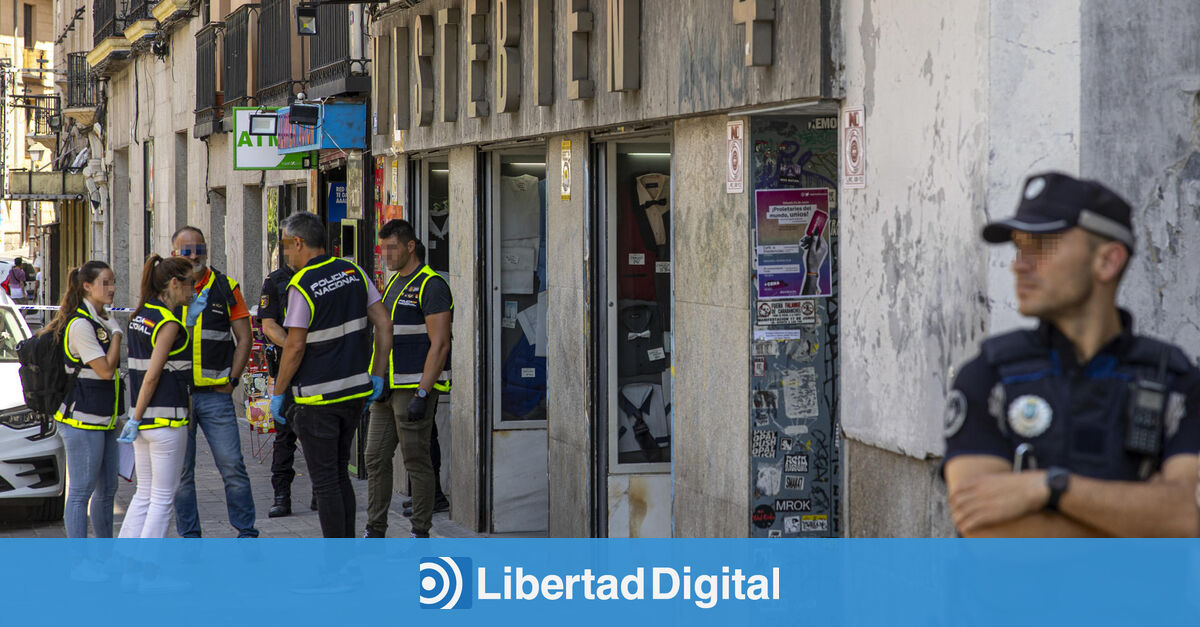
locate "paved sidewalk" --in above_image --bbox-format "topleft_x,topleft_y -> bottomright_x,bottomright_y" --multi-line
0,419 -> 480,539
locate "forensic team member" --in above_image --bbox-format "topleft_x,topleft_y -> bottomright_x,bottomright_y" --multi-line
256,261 -> 317,518
270,213 -> 391,538
41,261 -> 125,538
118,256 -> 195,538
170,227 -> 258,538
364,220 -> 452,538
943,172 -> 1200,537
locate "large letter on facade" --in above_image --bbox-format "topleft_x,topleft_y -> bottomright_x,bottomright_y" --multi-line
606,0 -> 639,92
496,0 -> 522,113
415,14 -> 435,127
533,0 -> 553,106
392,27 -> 411,132
732,0 -> 775,67
438,8 -> 461,123
467,0 -> 490,117
567,0 -> 594,100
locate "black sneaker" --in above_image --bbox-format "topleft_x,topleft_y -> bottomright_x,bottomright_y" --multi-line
363,528 -> 385,538
433,496 -> 450,513
268,496 -> 291,518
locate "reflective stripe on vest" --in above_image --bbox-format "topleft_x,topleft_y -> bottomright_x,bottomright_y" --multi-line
56,307 -> 121,430
382,265 -> 452,392
128,300 -> 192,426
185,268 -> 239,387
287,256 -> 374,405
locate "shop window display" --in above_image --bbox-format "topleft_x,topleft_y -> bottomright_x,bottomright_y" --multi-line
427,160 -> 450,273
613,143 -> 672,466
496,155 -> 549,423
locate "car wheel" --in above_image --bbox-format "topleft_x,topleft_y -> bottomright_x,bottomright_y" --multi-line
28,493 -> 64,522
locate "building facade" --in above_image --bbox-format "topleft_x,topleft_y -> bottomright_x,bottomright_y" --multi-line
71,0 -> 1200,538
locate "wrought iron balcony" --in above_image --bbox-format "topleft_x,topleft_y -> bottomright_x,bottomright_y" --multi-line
194,22 -> 223,138
21,94 -> 60,139
66,53 -> 101,109
307,3 -> 370,99
223,5 -> 256,117
124,0 -> 152,23
93,0 -> 121,46
257,0 -> 295,106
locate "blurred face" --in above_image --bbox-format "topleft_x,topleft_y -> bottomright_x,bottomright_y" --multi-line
164,275 -> 197,309
83,269 -> 116,307
280,230 -> 303,270
172,230 -> 208,277
1010,228 -> 1099,318
380,235 -> 415,272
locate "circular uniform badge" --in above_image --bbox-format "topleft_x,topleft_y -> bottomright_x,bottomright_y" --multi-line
943,390 -> 967,438
1024,176 -> 1047,199
1007,395 -> 1053,438
96,328 -> 109,343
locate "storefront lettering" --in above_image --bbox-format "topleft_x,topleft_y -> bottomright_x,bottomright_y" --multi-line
467,0 -> 490,117
496,0 -> 522,113
392,26 -> 411,133
733,0 -> 775,67
437,8 -> 461,123
533,0 -> 553,106
414,14 -> 435,127
606,0 -> 640,92
567,0 -> 594,100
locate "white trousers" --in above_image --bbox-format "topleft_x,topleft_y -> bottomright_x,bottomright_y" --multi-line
118,426 -> 188,538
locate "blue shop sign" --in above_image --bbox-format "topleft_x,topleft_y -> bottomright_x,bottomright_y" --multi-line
276,103 -> 367,154
327,182 -> 347,223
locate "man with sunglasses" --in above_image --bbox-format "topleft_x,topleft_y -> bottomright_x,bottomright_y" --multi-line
942,172 -> 1200,537
171,226 -> 259,538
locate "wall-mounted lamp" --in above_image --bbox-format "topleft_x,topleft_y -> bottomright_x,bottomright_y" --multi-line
296,4 -> 319,36
248,113 -> 278,136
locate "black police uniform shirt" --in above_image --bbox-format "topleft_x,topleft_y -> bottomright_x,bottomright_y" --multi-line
943,310 -> 1200,481
258,267 -> 295,325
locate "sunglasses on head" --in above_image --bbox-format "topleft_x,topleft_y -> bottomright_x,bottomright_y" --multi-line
174,244 -> 208,257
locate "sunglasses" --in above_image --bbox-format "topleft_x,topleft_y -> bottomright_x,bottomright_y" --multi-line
174,245 -> 208,257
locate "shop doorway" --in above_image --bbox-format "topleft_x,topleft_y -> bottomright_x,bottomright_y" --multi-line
592,137 -> 675,537
484,147 -> 549,533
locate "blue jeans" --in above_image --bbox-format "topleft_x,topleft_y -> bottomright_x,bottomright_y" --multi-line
60,424 -> 119,538
175,392 -> 258,537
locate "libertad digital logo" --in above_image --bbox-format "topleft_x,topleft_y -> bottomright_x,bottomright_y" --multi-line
418,557 -> 473,610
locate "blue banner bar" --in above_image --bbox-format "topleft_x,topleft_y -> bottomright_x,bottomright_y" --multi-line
4,539 -> 1199,626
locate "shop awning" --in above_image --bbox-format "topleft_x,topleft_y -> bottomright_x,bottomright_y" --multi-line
5,170 -> 87,200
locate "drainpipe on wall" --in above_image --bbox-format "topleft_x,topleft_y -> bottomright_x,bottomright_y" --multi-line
85,122 -> 108,262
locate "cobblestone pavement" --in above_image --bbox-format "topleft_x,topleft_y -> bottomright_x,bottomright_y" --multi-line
0,419 -> 481,539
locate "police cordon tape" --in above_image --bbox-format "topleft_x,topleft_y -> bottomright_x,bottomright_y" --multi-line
16,305 -> 137,313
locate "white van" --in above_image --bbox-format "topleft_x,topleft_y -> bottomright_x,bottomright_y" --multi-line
0,289 -> 65,520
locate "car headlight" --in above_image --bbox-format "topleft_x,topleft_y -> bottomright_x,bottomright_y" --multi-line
0,407 -> 40,430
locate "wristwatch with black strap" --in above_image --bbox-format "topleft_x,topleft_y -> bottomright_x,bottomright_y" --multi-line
1045,467 -> 1070,510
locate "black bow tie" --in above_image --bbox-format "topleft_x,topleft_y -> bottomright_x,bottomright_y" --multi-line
640,198 -> 668,208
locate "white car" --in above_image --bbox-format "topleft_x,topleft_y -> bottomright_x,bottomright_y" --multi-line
0,289 -> 64,520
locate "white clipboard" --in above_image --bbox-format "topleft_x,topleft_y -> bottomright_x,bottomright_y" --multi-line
117,440 -> 135,482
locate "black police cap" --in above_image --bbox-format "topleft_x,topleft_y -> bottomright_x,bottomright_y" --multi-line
982,172 -> 1135,252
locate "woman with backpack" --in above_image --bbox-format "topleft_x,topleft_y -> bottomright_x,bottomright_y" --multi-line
38,261 -> 126,538
118,255 -> 196,538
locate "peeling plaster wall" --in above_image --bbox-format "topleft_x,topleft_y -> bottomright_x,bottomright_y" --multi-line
1082,1 -> 1200,353
838,0 -> 991,461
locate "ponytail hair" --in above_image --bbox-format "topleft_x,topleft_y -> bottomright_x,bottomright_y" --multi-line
136,254 -> 194,313
39,261 -> 111,338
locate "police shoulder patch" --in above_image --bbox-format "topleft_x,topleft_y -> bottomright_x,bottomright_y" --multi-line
943,390 -> 968,438
1007,395 -> 1053,438
259,294 -> 270,309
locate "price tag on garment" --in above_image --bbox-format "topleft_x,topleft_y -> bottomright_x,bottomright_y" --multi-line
521,368 -> 536,378
647,347 -> 666,361
628,253 -> 646,266
656,261 -> 671,274
502,318 -> 516,329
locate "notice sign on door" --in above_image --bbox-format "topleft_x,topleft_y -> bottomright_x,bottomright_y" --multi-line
842,106 -> 865,189
727,120 -> 745,193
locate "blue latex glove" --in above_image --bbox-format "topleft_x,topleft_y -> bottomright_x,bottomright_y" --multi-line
117,419 -> 140,443
367,376 -> 385,404
185,287 -> 210,327
270,394 -> 287,425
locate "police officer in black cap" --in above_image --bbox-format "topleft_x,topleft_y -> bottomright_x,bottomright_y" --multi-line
943,172 -> 1200,537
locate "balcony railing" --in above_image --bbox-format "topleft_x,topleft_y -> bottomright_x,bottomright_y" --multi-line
195,22 -> 222,137
223,5 -> 255,116
94,0 -> 120,46
123,0 -> 152,23
256,0 -> 294,106
22,94 -> 60,138
308,3 -> 369,97
66,53 -> 101,109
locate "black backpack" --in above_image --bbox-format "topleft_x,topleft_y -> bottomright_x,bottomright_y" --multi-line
17,328 -> 80,416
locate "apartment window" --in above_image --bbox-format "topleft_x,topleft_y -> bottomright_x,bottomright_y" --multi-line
23,5 -> 34,48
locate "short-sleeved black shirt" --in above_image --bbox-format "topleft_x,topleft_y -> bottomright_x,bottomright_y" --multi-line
384,268 -> 452,317
257,267 -> 295,324
943,311 -> 1200,479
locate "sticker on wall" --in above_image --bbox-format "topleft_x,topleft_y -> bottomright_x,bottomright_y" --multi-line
801,515 -> 828,532
842,106 -> 865,189
755,188 -> 833,300
751,429 -> 779,458
784,475 -> 805,491
784,454 -> 809,473
756,299 -> 820,327
727,120 -> 745,193
561,140 -> 572,200
752,504 -> 776,529
781,367 -> 819,420
753,390 -> 778,427
756,460 -> 783,496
